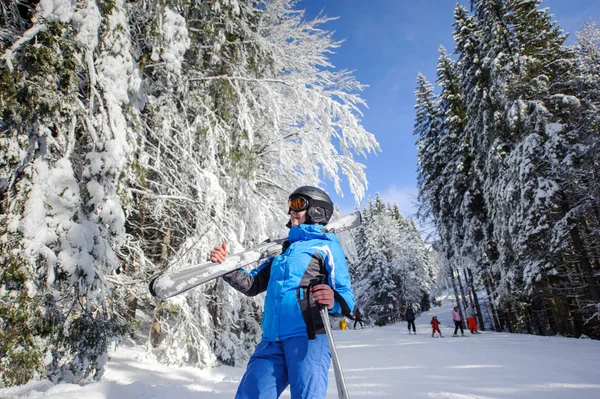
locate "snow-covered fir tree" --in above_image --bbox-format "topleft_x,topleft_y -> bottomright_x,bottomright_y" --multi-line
351,194 -> 435,326
1,0 -> 143,386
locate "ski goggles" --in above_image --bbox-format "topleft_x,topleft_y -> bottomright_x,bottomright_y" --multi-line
288,196 -> 309,212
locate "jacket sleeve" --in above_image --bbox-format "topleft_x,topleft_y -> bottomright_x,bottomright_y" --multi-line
323,243 -> 354,316
222,257 -> 272,296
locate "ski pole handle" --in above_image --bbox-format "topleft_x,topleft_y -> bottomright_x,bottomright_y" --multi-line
310,274 -> 326,286
310,274 -> 327,309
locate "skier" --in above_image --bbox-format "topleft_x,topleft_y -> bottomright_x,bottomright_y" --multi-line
406,305 -> 416,334
353,308 -> 364,329
452,306 -> 465,337
210,186 -> 354,399
430,315 -> 443,337
466,304 -> 479,334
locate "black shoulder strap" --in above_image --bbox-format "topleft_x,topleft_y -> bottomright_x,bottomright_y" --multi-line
333,290 -> 355,321
319,260 -> 356,321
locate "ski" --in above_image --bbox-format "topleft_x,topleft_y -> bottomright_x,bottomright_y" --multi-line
149,211 -> 362,300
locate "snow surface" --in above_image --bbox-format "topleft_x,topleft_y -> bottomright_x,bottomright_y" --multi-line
2,298 -> 599,399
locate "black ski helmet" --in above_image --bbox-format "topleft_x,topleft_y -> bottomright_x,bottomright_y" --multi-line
288,186 -> 334,225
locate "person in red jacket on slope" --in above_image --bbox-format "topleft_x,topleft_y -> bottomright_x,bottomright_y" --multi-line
430,315 -> 443,337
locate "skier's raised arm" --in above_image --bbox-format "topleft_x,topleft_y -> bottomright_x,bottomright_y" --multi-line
210,243 -> 271,297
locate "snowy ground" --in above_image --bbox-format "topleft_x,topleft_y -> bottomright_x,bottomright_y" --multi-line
2,300 -> 600,399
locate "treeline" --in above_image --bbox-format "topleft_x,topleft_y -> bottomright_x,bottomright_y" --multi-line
351,194 -> 437,326
0,0 -> 378,387
414,0 -> 600,338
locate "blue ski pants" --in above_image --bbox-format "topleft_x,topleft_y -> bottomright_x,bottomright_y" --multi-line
234,334 -> 331,399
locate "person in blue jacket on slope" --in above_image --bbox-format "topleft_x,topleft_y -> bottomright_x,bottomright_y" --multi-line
210,186 -> 354,399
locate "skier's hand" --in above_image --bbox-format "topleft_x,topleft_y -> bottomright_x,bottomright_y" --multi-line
210,243 -> 227,263
312,284 -> 335,310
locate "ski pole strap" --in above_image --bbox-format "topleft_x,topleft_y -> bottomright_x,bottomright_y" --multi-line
333,290 -> 355,321
312,274 -> 355,320
305,289 -> 317,340
306,275 -> 327,340
305,274 -> 355,339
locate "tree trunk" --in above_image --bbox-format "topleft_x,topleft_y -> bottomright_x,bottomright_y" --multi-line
523,304 -> 534,334
127,292 -> 137,321
127,292 -> 138,338
483,273 -> 502,331
449,265 -> 462,313
531,299 -> 546,335
455,266 -> 470,329
562,198 -> 600,302
565,303 -> 578,337
161,216 -> 172,264
463,268 -> 475,307
448,264 -> 468,331
581,217 -> 600,271
502,309 -> 513,333
125,197 -> 145,330
149,215 -> 173,349
150,301 -> 164,348
456,266 -> 469,310
549,296 -> 569,335
467,268 -> 486,331
530,282 -> 552,336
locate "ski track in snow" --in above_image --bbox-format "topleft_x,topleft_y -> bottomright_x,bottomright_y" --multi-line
1,299 -> 600,398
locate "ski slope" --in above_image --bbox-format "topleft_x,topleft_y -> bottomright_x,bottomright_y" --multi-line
2,301 -> 600,399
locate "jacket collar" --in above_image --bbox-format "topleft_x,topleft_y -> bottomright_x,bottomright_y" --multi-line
288,223 -> 337,244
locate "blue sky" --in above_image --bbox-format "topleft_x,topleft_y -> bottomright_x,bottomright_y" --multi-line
299,0 -> 600,226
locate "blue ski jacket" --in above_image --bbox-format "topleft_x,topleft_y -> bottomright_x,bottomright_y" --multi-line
223,223 -> 354,342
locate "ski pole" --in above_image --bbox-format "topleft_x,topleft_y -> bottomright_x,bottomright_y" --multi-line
311,275 -> 350,399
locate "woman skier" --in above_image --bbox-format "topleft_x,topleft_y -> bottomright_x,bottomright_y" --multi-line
452,306 -> 465,337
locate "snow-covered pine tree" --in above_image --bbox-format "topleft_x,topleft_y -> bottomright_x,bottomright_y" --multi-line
403,213 -> 437,310
546,22 -> 600,336
355,198 -> 402,325
451,3 -> 501,288
0,0 -> 144,386
352,195 -> 435,326
445,2 -> 508,332
416,44 -> 487,325
467,0 -> 599,335
414,73 -> 442,222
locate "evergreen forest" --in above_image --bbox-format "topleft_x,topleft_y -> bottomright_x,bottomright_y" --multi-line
414,0 -> 600,342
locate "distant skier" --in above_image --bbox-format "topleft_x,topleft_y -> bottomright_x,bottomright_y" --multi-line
406,305 -> 416,334
353,308 -> 364,329
430,315 -> 443,337
452,306 -> 465,337
466,305 -> 479,334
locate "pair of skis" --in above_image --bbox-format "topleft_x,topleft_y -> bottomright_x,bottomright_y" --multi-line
148,211 -> 362,300
148,212 -> 362,399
